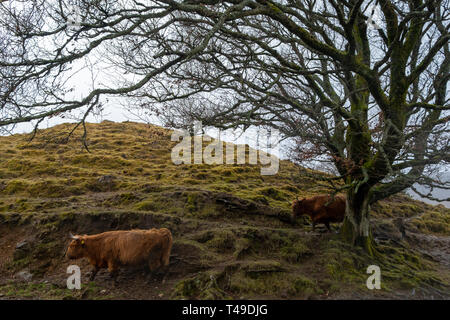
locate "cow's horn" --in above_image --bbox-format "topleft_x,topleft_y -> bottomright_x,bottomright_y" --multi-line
69,232 -> 78,239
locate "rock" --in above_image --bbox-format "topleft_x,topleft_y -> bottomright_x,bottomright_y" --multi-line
97,175 -> 117,190
98,175 -> 116,184
373,220 -> 403,242
16,270 -> 33,282
15,241 -> 29,250
13,241 -> 31,261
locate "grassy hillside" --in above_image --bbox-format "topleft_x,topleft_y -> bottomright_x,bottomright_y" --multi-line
0,121 -> 448,300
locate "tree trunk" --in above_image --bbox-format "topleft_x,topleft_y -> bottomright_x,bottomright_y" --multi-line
340,184 -> 377,256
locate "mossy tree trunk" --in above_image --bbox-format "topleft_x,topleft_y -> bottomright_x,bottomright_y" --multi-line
341,184 -> 377,256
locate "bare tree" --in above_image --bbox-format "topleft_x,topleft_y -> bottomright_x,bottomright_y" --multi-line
0,0 -> 236,133
0,0 -> 448,254
134,0 -> 450,255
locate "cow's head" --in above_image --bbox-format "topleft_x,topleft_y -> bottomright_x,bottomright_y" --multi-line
66,233 -> 87,259
292,197 -> 306,218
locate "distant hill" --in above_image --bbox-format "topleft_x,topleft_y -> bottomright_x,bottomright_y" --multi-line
0,121 -> 448,300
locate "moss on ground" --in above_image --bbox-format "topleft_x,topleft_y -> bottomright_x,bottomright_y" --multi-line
0,281 -> 115,300
410,209 -> 449,236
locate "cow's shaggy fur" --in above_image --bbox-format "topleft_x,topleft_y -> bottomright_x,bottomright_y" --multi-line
292,195 -> 346,231
66,228 -> 173,282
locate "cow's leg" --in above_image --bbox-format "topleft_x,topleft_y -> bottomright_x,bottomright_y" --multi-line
148,259 -> 161,273
89,266 -> 99,281
142,264 -> 150,277
144,260 -> 156,283
107,261 -> 119,286
148,258 -> 164,283
158,253 -> 171,284
311,222 -> 316,232
161,247 -> 171,268
325,222 -> 332,232
109,270 -> 119,287
145,272 -> 153,283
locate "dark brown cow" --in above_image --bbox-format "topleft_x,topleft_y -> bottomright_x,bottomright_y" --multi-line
66,228 -> 173,282
292,194 -> 346,231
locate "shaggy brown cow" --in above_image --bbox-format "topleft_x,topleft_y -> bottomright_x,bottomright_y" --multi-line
292,195 -> 346,231
66,228 -> 173,282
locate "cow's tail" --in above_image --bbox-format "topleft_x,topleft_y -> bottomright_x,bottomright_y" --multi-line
160,228 -> 173,267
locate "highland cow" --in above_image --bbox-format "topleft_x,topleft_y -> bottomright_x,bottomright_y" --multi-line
292,195 -> 346,231
66,228 -> 173,283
